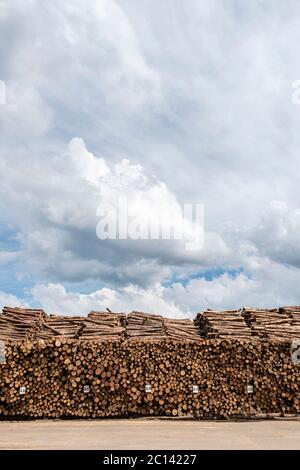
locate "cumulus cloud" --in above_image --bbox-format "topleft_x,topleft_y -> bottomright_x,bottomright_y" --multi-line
29,259 -> 300,317
0,291 -> 26,311
163,262 -> 300,313
31,282 -> 183,317
0,251 -> 19,265
1,1 -> 300,314
0,135 -> 230,288
249,201 -> 300,268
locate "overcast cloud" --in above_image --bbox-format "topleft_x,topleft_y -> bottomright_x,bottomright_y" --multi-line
1,0 -> 300,316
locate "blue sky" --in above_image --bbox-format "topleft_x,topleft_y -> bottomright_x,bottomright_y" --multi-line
1,0 -> 300,316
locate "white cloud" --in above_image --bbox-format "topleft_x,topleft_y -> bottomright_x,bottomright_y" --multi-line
1,1 -> 300,312
30,258 -> 300,317
249,201 -> 300,267
0,136 -> 230,287
0,251 -> 19,265
0,83 -> 52,137
31,282 -> 183,317
68,137 -> 110,186
0,291 -> 26,311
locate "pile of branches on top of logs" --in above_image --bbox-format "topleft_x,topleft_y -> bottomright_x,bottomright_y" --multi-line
0,307 -> 46,342
79,311 -> 126,340
126,312 -> 166,340
3,305 -> 300,344
164,318 -> 202,342
280,306 -> 300,329
36,315 -> 84,340
279,306 -> 300,315
241,307 -> 299,341
2,308 -> 203,342
194,309 -> 252,340
35,311 -> 127,341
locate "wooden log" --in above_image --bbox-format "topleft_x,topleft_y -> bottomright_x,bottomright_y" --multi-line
0,306 -> 300,419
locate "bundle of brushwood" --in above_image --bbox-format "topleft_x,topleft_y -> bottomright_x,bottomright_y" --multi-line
241,307 -> 297,341
194,309 -> 252,339
278,306 -> 300,339
164,318 -> 202,342
2,307 -> 47,322
126,312 -> 165,340
279,306 -> 300,315
242,307 -> 282,326
3,306 -> 300,344
0,307 -> 46,342
288,311 -> 300,332
88,310 -> 126,326
38,315 -> 84,339
280,306 -> 300,323
80,311 -> 126,340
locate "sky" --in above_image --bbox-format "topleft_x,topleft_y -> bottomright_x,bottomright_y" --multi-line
1,0 -> 300,317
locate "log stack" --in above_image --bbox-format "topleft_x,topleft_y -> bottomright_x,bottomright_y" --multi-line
0,337 -> 299,419
194,309 -> 252,340
0,307 -> 46,342
80,311 -> 126,340
164,318 -> 202,342
126,312 -> 165,340
0,305 -> 300,419
241,307 -> 297,341
37,315 -> 84,340
125,312 -> 203,342
280,307 -> 300,339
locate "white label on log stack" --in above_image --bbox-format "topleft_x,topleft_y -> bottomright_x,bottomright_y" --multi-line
145,384 -> 152,393
291,339 -> 300,365
247,385 -> 254,394
19,387 -> 26,395
0,341 -> 6,364
83,385 -> 90,393
193,385 -> 199,394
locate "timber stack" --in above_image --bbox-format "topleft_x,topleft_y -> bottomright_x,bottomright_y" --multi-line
241,307 -> 300,341
194,309 -> 252,340
0,305 -> 300,419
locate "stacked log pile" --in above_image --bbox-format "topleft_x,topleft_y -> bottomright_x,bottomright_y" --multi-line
0,307 -> 46,342
0,310 -> 205,342
0,337 -> 299,419
280,307 -> 300,338
288,316 -> 300,336
194,310 -> 252,340
125,312 -> 203,342
80,311 -> 126,340
37,315 -> 84,340
164,318 -> 202,342
126,312 -> 165,340
241,308 -> 298,341
0,306 -> 300,419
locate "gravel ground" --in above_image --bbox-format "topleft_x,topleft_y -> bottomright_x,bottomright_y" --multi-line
0,418 -> 300,449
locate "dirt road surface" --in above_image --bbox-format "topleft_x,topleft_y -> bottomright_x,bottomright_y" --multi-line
0,419 -> 300,450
